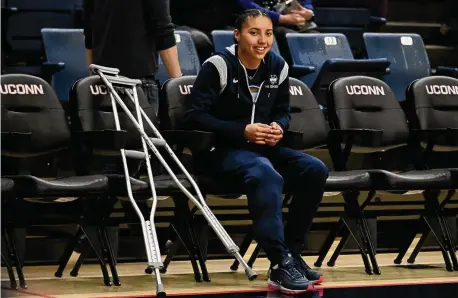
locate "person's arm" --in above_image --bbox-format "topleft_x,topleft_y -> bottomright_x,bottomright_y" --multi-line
270,62 -> 291,133
83,0 -> 94,65
184,61 -> 246,140
299,0 -> 314,12
143,0 -> 182,78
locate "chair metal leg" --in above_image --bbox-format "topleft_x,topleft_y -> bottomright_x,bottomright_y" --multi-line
407,227 -> 430,264
55,227 -> 84,278
423,216 -> 453,271
80,225 -> 112,286
361,216 -> 381,275
100,225 -> 121,286
160,235 -> 181,273
247,243 -> 262,268
5,226 -> 27,289
394,228 -> 418,265
327,227 -> 349,267
189,216 -> 211,282
342,217 -> 373,275
315,219 -> 343,267
70,239 -> 91,277
1,246 -> 18,290
230,232 -> 254,271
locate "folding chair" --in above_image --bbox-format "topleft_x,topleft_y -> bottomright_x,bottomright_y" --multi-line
320,75 -> 456,272
394,75 -> 458,267
1,73 -> 113,289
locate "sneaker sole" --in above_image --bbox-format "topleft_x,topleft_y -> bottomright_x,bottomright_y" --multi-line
268,279 -> 314,295
312,275 -> 324,285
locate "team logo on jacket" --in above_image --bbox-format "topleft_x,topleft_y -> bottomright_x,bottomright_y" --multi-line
269,74 -> 278,85
266,74 -> 279,89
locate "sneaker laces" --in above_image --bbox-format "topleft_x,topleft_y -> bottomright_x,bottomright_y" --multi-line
283,260 -> 305,279
294,255 -> 311,272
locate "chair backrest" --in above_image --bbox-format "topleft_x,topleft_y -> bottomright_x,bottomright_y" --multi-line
288,77 -> 329,149
159,75 -> 197,130
327,75 -> 410,148
70,76 -> 156,149
405,76 -> 458,147
1,73 -> 70,154
41,28 -> 88,102
4,0 -> 79,60
211,30 -> 280,55
156,31 -> 201,85
363,33 -> 431,102
286,33 -> 354,87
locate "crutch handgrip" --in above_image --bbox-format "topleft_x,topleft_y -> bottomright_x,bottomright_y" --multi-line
106,75 -> 142,87
125,150 -> 147,160
150,138 -> 166,147
89,64 -> 120,76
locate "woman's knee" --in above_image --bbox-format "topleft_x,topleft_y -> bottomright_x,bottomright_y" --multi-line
302,156 -> 329,184
247,160 -> 284,189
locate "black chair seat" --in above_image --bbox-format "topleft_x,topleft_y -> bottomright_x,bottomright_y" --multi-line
139,174 -> 193,196
197,175 -> 244,196
368,169 -> 453,190
1,178 -> 15,194
106,174 -> 149,194
325,170 -> 372,191
6,175 -> 110,197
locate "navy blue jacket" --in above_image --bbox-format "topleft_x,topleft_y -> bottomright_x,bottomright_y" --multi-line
184,45 -> 291,149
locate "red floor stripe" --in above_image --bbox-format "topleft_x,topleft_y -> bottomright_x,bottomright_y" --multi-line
96,278 -> 458,298
2,287 -> 56,298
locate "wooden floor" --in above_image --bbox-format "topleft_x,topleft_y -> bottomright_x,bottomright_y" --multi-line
2,239 -> 458,298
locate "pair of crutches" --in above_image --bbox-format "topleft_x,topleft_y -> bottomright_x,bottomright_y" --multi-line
89,64 -> 257,297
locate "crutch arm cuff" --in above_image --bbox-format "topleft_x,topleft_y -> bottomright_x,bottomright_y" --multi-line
76,130 -> 128,150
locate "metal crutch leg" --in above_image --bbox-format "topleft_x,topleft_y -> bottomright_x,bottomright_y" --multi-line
91,65 -> 258,284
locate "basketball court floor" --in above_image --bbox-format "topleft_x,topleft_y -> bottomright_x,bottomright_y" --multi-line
2,240 -> 458,298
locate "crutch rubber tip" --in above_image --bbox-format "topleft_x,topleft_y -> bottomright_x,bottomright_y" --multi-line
156,285 -> 167,297
245,268 -> 258,281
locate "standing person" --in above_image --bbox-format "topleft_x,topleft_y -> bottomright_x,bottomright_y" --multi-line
170,0 -> 240,63
185,9 -> 327,295
83,0 -> 182,116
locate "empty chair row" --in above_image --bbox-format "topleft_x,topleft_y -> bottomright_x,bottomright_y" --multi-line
158,73 -> 458,275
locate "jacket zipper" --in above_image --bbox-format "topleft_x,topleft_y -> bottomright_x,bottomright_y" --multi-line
238,60 -> 265,124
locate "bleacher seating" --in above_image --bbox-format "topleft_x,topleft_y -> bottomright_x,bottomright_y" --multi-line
285,33 -> 390,106
314,7 -> 386,56
41,28 -> 87,105
2,0 -> 82,77
156,30 -> 201,85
